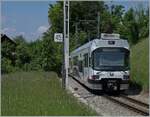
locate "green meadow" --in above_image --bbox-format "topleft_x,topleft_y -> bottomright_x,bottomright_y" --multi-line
1,71 -> 96,116
131,38 -> 149,91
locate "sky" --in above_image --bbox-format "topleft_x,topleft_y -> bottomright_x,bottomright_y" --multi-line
1,1 -> 56,41
106,0 -> 149,12
1,0 -> 149,42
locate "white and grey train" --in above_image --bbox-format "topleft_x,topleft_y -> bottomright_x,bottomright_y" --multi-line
69,33 -> 130,91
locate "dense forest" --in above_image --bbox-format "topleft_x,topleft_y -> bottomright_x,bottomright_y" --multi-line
2,1 -> 149,74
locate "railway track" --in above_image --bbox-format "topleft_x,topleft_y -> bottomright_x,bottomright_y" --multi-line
120,94 -> 149,108
104,95 -> 149,116
69,74 -> 149,116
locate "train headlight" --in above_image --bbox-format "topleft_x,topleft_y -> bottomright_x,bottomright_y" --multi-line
91,75 -> 99,80
123,75 -> 130,80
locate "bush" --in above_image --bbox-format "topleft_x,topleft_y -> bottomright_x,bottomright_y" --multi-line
131,38 -> 149,91
1,58 -> 15,74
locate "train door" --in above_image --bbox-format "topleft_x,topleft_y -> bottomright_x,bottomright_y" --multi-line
78,53 -> 84,79
83,53 -> 88,81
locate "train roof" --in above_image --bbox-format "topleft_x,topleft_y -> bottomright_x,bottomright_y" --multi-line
71,38 -> 129,55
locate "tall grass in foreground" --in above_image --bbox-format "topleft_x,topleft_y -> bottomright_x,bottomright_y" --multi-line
131,38 -> 149,91
2,71 -> 96,116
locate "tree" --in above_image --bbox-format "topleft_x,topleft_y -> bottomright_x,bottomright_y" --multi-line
14,35 -> 31,70
121,7 -> 149,44
1,38 -> 16,73
3,1 -> 148,74
45,1 -> 107,73
28,39 -> 43,70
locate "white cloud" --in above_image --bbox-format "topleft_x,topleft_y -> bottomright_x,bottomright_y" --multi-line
2,25 -> 49,42
18,31 -> 25,36
2,27 -> 26,40
37,25 -> 49,34
2,27 -> 26,36
2,27 -> 16,33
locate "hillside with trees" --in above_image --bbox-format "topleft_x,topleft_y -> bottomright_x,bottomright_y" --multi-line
1,1 -> 149,89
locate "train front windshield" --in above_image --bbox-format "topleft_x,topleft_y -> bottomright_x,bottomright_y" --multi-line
92,48 -> 129,71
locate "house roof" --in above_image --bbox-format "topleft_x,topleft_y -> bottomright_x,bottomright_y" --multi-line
1,34 -> 16,45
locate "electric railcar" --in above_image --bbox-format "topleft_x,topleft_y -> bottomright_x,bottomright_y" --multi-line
70,33 -> 130,91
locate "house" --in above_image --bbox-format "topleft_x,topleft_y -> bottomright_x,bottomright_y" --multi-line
1,34 -> 16,45
1,34 -> 17,65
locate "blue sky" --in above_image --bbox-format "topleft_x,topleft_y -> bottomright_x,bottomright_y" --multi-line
106,0 -> 149,12
2,1 -> 56,41
1,0 -> 149,42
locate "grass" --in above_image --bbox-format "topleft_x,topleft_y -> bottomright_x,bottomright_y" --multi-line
130,38 -> 149,91
1,71 -> 97,116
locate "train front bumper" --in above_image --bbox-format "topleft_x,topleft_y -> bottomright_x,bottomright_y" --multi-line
120,80 -> 129,90
88,79 -> 129,90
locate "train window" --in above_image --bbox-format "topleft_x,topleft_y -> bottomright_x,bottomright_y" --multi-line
89,57 -> 91,67
78,61 -> 83,72
73,56 -> 78,65
84,53 -> 88,67
69,58 -> 72,68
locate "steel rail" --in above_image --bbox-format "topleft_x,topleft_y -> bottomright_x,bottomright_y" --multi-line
69,74 -> 149,116
104,95 -> 149,116
120,94 -> 149,108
